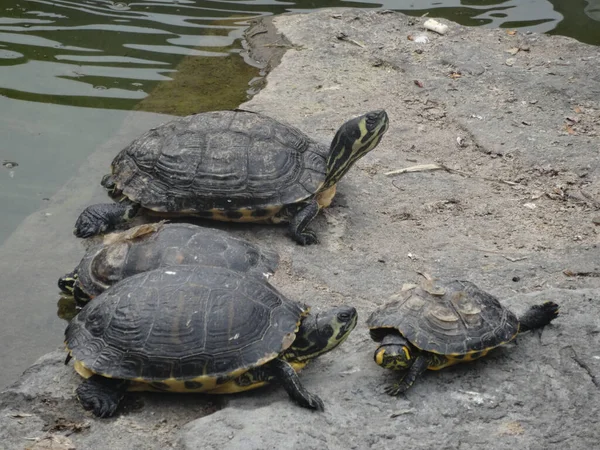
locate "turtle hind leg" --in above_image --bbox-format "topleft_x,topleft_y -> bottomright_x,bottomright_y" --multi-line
518,302 -> 559,333
384,355 -> 430,396
76,375 -> 129,418
251,358 -> 324,411
74,200 -> 140,238
288,199 -> 320,245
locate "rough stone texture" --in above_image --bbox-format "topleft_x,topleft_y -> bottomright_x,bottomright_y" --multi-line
1,9 -> 599,450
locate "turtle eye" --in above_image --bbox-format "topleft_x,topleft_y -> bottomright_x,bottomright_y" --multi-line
337,311 -> 351,322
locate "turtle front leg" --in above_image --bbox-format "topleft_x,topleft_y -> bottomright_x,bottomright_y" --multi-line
76,375 -> 129,418
385,355 -> 430,396
246,358 -> 324,411
289,199 -> 320,245
74,201 -> 140,238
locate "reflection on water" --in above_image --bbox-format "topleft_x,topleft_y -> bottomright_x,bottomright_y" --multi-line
585,0 -> 600,20
0,0 -> 597,117
57,295 -> 79,322
0,0 -> 270,113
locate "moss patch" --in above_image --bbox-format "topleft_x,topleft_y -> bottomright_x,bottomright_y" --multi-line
134,50 -> 259,116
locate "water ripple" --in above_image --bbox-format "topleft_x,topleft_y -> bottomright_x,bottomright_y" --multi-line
0,0 -> 594,114
0,0 -> 263,111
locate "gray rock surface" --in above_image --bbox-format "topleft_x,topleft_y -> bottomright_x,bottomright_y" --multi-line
1,9 -> 599,450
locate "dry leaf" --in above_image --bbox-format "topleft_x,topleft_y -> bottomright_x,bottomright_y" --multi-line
27,435 -> 76,450
390,409 -> 414,417
385,163 -> 445,176
498,421 -> 525,436
48,418 -> 91,434
506,30 -> 517,35
573,106 -> 582,114
401,283 -> 418,291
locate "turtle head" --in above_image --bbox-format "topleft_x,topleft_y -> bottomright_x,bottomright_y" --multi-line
58,271 -> 78,294
284,306 -> 358,362
324,110 -> 389,188
101,174 -> 122,199
72,244 -> 128,304
373,332 -> 414,371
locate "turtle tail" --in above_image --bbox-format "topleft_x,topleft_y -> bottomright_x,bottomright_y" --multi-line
518,302 -> 559,333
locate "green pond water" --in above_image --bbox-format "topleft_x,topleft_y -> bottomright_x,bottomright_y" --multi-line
0,0 -> 598,387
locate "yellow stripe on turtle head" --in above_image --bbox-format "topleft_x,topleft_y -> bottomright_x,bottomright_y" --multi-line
375,347 -> 386,366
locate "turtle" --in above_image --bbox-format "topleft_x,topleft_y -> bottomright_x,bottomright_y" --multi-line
366,280 -> 559,395
73,109 -> 389,245
64,264 -> 358,417
58,222 -> 279,304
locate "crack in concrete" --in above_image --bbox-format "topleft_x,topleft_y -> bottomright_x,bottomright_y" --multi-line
562,345 -> 600,389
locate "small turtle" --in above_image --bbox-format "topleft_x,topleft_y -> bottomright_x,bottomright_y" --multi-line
367,280 -> 559,394
65,265 -> 357,417
74,109 -> 389,245
58,222 -> 278,304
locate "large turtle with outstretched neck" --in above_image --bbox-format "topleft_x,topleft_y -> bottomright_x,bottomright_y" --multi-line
367,280 -> 559,394
65,265 -> 358,417
74,109 -> 389,245
58,222 -> 279,304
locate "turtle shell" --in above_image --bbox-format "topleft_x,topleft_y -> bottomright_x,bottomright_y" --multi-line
109,109 -> 329,216
65,265 -> 306,383
367,280 -> 519,355
74,222 -> 279,298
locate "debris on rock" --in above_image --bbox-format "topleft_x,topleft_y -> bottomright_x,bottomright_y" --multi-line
423,18 -> 449,35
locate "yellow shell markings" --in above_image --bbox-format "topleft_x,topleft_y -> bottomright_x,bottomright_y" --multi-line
72,358 -> 309,395
369,323 -> 510,370
205,361 -> 308,395
429,349 -> 493,371
205,206 -> 281,223
192,184 -> 336,224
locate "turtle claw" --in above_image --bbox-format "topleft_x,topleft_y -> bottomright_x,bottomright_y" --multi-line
299,392 -> 325,411
294,229 -> 318,246
77,391 -> 118,418
76,378 -> 122,418
384,383 -> 408,396
76,376 -> 128,418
